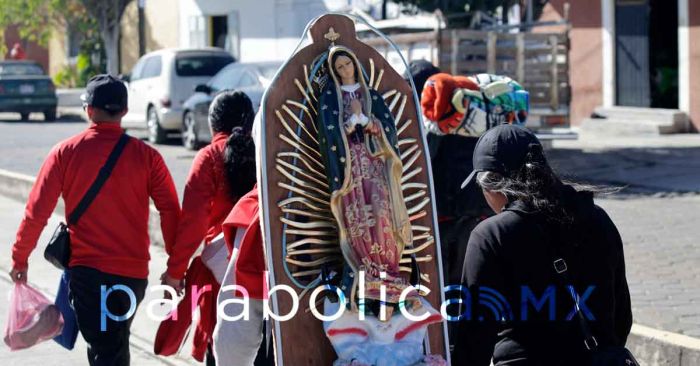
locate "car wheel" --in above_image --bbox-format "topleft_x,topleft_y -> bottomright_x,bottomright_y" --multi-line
20,112 -> 30,121
147,107 -> 167,144
182,111 -> 201,150
44,109 -> 57,122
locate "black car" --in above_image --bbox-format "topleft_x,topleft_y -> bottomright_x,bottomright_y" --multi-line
0,61 -> 58,121
181,61 -> 281,150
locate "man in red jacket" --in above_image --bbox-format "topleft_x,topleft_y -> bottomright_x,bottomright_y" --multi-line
8,75 -> 181,366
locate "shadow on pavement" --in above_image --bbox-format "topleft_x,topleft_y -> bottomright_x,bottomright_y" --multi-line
547,146 -> 700,197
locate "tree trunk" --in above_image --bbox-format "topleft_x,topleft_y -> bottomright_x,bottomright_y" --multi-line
81,0 -> 131,75
102,26 -> 120,75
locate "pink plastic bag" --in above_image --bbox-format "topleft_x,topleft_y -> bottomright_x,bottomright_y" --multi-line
4,283 -> 64,351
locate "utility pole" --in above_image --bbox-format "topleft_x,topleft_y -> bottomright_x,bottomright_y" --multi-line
138,0 -> 146,56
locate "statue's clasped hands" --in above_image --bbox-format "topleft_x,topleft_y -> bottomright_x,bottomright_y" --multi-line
348,99 -> 380,135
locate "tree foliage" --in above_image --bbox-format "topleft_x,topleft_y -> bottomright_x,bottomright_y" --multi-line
1,0 -> 131,75
0,0 -> 92,54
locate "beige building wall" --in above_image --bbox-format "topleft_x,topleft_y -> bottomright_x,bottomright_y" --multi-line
47,25 -> 69,78
120,0 -> 180,74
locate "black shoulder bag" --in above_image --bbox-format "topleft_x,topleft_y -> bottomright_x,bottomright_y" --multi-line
541,222 -> 639,366
44,134 -> 130,270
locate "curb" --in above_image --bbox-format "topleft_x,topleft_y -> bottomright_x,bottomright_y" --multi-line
628,324 -> 700,366
56,88 -> 85,108
1,169 -> 699,365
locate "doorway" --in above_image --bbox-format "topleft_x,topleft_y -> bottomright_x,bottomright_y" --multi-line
210,15 -> 228,49
615,0 -> 679,108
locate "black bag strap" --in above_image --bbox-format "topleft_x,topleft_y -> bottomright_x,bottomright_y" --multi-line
535,220 -> 600,351
67,134 -> 130,226
551,255 -> 600,351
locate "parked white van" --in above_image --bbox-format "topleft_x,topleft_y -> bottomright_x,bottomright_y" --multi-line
121,48 -> 234,143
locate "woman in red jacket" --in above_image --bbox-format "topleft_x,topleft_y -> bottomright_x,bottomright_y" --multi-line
164,90 -> 256,282
162,90 -> 257,365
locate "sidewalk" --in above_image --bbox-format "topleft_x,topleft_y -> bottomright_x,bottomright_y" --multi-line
0,195 -> 198,366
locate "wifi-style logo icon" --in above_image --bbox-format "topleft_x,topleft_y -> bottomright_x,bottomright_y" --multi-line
476,287 -> 514,322
441,285 -> 514,322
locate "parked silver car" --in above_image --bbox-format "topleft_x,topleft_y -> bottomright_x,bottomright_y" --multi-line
121,48 -> 234,143
180,61 -> 281,150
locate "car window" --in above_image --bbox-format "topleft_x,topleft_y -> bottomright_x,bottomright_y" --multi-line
175,54 -> 233,77
130,58 -> 147,81
210,67 -> 243,92
0,63 -> 44,76
238,71 -> 258,88
141,56 -> 162,79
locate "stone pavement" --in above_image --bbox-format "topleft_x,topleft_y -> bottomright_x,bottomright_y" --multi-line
0,195 -> 198,365
594,196 -> 700,338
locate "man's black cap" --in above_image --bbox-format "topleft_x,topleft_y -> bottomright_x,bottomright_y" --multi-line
461,124 -> 543,189
80,74 -> 128,113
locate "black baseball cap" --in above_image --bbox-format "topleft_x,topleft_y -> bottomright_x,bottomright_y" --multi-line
80,74 -> 128,113
460,124 -> 543,189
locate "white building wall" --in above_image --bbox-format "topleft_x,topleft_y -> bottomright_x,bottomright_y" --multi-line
179,0 -> 348,62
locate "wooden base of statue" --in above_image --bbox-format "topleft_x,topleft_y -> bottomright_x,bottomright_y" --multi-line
259,13 -> 450,365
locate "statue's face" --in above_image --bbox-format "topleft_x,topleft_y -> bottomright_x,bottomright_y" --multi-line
334,55 -> 355,82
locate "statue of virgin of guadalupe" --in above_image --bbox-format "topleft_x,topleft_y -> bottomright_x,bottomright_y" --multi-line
312,44 -> 445,366
316,46 -> 414,310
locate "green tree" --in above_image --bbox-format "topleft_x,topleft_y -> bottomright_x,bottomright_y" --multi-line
1,0 -> 130,75
0,0 -> 59,54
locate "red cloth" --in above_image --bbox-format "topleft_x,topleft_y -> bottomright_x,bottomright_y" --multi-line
10,43 -> 26,60
167,132 -> 236,280
222,186 -> 267,300
154,257 -> 220,362
421,73 -> 479,133
11,123 -> 179,279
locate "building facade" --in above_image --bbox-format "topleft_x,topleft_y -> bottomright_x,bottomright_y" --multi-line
120,0 -> 181,73
177,0 -> 342,62
541,0 -> 700,130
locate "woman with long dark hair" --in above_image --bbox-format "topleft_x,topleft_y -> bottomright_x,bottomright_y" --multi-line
454,125 -> 633,365
165,90 -> 255,281
211,113 -> 275,366
160,90 -> 256,364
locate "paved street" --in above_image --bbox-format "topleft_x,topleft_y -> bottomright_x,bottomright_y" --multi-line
1,114 -> 699,352
0,112 -> 195,196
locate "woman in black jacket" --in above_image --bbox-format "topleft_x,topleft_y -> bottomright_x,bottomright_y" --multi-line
453,125 -> 632,366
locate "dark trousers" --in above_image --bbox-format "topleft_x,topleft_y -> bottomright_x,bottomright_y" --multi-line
69,266 -> 147,366
253,321 -> 275,366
